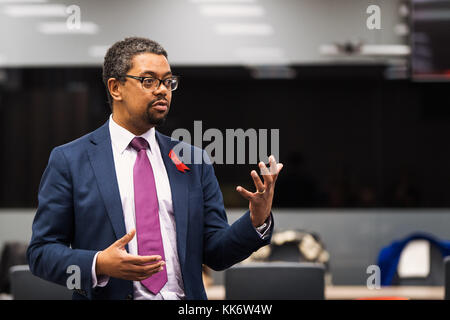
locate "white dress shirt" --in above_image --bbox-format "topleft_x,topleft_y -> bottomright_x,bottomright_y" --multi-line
91,115 -> 271,299
92,115 -> 185,300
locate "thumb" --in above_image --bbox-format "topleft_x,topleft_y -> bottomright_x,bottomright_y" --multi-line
115,229 -> 135,248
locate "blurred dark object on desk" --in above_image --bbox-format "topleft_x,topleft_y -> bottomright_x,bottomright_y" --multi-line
244,229 -> 331,285
0,242 -> 28,294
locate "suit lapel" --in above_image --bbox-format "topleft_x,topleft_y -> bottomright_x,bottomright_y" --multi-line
156,131 -> 189,270
87,121 -> 127,241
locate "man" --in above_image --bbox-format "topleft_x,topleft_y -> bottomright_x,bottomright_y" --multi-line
27,37 -> 283,300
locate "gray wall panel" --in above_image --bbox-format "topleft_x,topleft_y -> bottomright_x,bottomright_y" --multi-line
2,208 -> 450,286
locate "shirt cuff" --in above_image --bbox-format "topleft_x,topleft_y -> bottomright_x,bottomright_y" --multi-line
91,251 -> 110,288
254,216 -> 272,239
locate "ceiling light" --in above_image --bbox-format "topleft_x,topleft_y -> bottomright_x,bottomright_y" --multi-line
214,23 -> 273,35
319,44 -> 410,56
360,45 -> 411,56
3,4 -> 66,17
199,4 -> 264,17
38,22 -> 99,34
0,0 -> 47,3
190,0 -> 257,3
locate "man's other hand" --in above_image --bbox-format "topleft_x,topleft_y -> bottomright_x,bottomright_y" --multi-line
96,229 -> 165,281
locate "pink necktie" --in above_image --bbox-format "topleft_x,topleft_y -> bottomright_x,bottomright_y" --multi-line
130,137 -> 167,294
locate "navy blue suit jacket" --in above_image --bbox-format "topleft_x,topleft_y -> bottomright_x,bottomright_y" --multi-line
27,120 -> 273,300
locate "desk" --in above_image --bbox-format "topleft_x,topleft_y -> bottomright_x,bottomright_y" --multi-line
325,285 -> 444,300
205,285 -> 445,300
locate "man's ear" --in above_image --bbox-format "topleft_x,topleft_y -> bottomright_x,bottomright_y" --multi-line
108,78 -> 123,102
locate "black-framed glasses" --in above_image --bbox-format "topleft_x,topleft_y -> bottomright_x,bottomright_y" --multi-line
123,75 -> 179,91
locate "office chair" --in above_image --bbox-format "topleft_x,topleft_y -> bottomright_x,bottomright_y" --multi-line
0,242 -> 28,293
392,241 -> 445,286
9,265 -> 72,300
444,256 -> 450,300
378,232 -> 450,286
224,262 -> 325,300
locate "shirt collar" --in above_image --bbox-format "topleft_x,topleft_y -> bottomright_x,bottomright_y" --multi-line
108,114 -> 156,154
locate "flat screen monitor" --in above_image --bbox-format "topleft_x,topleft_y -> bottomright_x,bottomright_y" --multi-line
411,0 -> 450,81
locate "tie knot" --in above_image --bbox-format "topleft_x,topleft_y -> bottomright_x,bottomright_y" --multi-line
130,137 -> 149,152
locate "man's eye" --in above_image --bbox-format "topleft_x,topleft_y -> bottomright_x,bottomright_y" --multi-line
143,78 -> 156,85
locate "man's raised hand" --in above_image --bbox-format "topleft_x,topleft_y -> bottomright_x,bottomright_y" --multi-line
236,155 -> 283,227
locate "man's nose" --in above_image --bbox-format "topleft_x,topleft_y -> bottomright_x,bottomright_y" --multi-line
153,80 -> 169,96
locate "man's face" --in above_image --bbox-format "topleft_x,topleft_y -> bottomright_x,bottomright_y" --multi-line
118,52 -> 172,130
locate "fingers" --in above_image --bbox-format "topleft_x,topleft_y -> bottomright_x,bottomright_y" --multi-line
127,261 -> 165,281
141,261 -> 165,274
120,255 -> 166,281
269,155 -> 278,174
236,155 -> 284,200
273,163 -> 283,183
122,263 -> 165,281
115,229 -> 136,248
134,266 -> 164,281
259,161 -> 271,177
128,260 -> 164,273
127,254 -> 162,265
277,163 -> 283,172
258,161 -> 273,188
269,155 -> 283,174
265,155 -> 284,184
251,170 -> 265,193
236,186 -> 253,201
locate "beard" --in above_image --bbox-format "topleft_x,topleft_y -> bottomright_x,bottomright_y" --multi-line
144,102 -> 169,127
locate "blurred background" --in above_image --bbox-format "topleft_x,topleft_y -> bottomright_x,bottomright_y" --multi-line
1,0 -> 450,300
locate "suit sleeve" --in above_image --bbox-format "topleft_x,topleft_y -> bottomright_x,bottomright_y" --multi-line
27,147 -> 97,299
201,151 -> 274,271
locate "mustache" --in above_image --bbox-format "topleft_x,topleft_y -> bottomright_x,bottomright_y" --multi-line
148,97 -> 169,107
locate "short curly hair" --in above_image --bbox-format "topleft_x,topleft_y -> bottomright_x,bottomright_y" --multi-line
102,37 -> 168,110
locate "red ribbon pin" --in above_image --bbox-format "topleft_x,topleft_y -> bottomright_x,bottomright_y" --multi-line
169,149 -> 190,173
